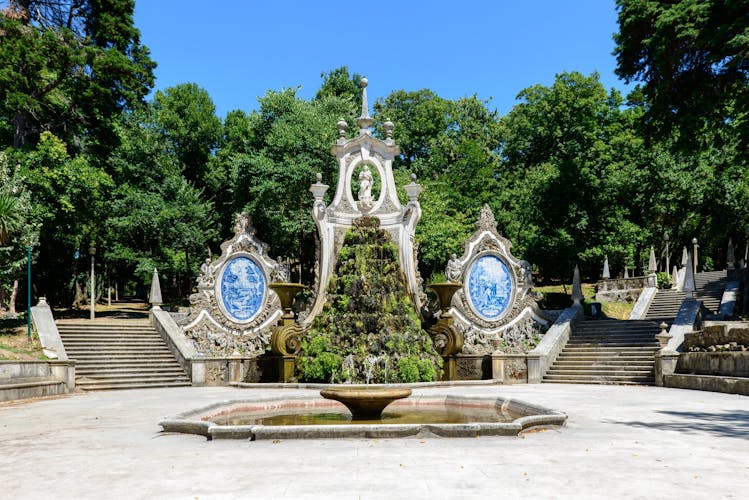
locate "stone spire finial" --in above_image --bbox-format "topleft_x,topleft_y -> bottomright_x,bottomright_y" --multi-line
383,118 -> 394,141
149,267 -> 162,307
648,246 -> 657,273
602,256 -> 610,279
671,264 -> 679,288
623,266 -> 629,279
571,264 -> 584,305
726,237 -> 735,270
336,118 -> 348,141
682,251 -> 696,298
357,77 -> 373,134
681,246 -> 688,267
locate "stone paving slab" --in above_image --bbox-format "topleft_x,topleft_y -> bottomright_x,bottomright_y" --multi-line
0,384 -> 747,499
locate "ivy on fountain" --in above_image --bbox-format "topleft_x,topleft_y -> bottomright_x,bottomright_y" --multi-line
298,217 -> 442,383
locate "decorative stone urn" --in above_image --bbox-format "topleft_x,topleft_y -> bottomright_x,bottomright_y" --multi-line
427,282 -> 464,380
319,387 -> 412,420
268,283 -> 306,382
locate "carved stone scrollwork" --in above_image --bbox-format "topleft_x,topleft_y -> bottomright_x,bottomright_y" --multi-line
270,323 -> 302,356
179,212 -> 284,357
429,321 -> 464,357
440,204 -> 551,355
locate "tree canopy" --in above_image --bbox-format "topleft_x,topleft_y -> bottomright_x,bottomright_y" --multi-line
1,1 -> 747,312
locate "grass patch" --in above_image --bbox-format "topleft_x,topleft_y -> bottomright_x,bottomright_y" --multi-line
0,314 -> 47,360
535,283 -> 633,319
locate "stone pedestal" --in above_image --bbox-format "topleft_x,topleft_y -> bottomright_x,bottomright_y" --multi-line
442,355 -> 458,381
655,350 -> 680,387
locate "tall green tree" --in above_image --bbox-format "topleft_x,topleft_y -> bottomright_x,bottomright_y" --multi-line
373,89 -> 452,175
614,0 -> 749,156
499,72 -> 643,279
151,83 -> 222,188
0,0 -> 155,151
229,89 -> 353,276
614,0 -> 749,267
106,103 -> 218,298
0,151 -> 40,312
10,132 -> 111,304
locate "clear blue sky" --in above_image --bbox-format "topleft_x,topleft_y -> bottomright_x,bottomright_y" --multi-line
134,0 -> 632,119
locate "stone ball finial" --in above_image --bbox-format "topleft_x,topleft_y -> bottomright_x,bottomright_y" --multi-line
411,173 -> 417,182
316,172 -> 322,183
360,77 -> 368,88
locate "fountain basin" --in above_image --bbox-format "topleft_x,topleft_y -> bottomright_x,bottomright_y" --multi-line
159,393 -> 566,440
319,387 -> 412,419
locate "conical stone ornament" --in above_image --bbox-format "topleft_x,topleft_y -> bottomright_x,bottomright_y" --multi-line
602,256 -> 610,279
682,252 -> 697,298
681,246 -> 689,267
671,265 -> 679,288
648,246 -> 657,273
571,265 -> 584,305
149,267 -> 162,306
624,267 -> 629,279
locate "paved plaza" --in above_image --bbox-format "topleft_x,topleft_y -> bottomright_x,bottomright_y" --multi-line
1,384 -> 747,499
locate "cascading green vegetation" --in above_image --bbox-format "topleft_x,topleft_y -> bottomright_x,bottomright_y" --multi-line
298,217 -> 442,383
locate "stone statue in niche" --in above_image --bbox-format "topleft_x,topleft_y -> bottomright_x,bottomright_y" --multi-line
357,165 -> 374,211
445,253 -> 462,282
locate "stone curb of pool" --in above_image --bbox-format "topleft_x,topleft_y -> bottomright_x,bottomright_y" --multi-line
158,390 -> 567,441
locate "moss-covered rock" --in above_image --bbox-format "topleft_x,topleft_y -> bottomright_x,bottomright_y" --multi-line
298,217 -> 442,383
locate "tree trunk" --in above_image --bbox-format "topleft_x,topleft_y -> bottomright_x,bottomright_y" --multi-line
8,279 -> 19,315
73,280 -> 85,309
14,110 -> 26,149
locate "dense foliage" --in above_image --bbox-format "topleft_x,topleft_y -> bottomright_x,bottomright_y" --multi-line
0,3 -> 747,312
297,218 -> 442,383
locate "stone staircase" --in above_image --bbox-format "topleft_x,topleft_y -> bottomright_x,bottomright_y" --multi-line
57,321 -> 191,391
645,288 -> 685,320
694,270 -> 727,313
645,270 -> 728,320
543,319 -> 661,385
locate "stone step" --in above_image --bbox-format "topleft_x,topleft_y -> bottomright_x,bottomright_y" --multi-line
58,326 -> 155,329
541,379 -> 652,385
566,342 -> 661,348
558,353 -> 659,359
560,346 -> 660,352
552,361 -> 654,368
57,320 -> 189,391
546,366 -> 654,377
568,334 -> 660,340
59,338 -> 164,344
570,330 -> 660,336
75,380 -> 192,391
58,331 -> 159,336
65,352 -> 175,358
543,373 -> 654,382
77,372 -> 190,381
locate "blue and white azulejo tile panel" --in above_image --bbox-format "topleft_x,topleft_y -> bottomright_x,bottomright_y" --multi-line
467,254 -> 514,320
219,256 -> 266,322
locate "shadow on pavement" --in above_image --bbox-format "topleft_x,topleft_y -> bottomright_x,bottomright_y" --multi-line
610,409 -> 749,439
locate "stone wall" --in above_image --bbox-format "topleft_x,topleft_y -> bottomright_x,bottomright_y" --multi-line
595,277 -> 648,302
676,352 -> 749,377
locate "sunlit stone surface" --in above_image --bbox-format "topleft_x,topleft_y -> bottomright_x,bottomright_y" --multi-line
467,254 -> 513,320
219,256 -> 265,322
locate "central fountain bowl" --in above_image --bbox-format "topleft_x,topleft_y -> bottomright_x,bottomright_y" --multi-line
319,387 -> 412,420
